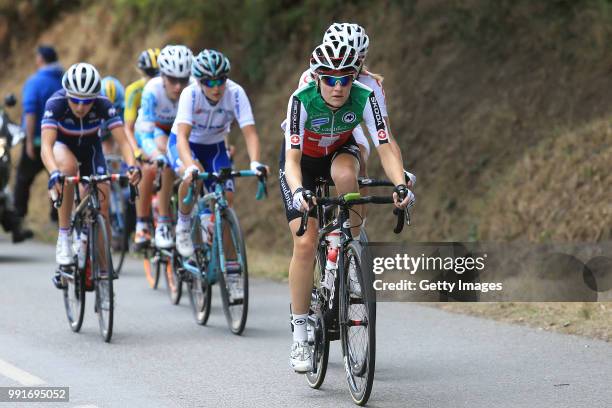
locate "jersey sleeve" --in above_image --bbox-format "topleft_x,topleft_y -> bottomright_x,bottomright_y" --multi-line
138,87 -> 157,135
232,85 -> 255,128
99,98 -> 123,130
284,95 -> 307,151
362,92 -> 389,148
40,96 -> 63,130
123,82 -> 142,123
371,80 -> 387,117
174,86 -> 194,127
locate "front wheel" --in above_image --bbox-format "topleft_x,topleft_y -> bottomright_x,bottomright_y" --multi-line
217,208 -> 249,335
92,214 -> 114,343
340,240 -> 375,406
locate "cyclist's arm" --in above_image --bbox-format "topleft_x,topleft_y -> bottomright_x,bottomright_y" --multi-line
232,85 -> 261,162
123,83 -> 142,152
111,126 -> 137,168
284,95 -> 307,192
362,92 -> 404,186
40,127 -> 59,174
176,123 -> 195,168
40,101 -> 61,173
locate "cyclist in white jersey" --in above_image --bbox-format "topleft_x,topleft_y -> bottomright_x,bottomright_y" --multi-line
167,49 -> 268,259
131,45 -> 193,250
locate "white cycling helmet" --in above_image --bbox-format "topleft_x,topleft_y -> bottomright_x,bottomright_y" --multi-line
62,63 -> 101,98
323,23 -> 369,58
309,41 -> 360,75
192,49 -> 231,79
158,45 -> 193,78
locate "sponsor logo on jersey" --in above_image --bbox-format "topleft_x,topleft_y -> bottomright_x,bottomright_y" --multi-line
290,97 -> 300,134
43,110 -> 53,118
369,93 -> 385,130
377,129 -> 388,140
108,107 -> 117,117
97,166 -> 106,175
290,135 -> 300,145
342,111 -> 356,123
311,117 -> 329,129
64,118 -> 74,125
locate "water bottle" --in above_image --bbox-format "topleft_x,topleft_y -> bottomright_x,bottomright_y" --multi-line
199,209 -> 213,244
78,229 -> 88,269
321,229 -> 341,291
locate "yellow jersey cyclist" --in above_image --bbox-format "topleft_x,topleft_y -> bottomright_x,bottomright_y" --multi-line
298,23 -> 416,189
99,76 -> 125,156
279,42 -> 414,372
124,48 -> 160,148
41,63 -> 141,285
169,49 -> 268,260
131,45 -> 193,250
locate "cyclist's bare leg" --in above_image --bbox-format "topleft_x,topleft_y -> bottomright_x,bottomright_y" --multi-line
331,153 -> 361,238
136,163 -> 155,220
157,166 -> 174,217
177,162 -> 204,216
288,216 -> 319,314
53,144 -> 78,229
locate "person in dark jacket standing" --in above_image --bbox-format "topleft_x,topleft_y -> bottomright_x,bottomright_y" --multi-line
11,45 -> 63,242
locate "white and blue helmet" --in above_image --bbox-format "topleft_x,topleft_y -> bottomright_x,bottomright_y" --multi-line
192,49 -> 231,79
158,45 -> 193,78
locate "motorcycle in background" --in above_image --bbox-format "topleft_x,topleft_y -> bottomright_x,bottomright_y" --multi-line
0,93 -> 27,241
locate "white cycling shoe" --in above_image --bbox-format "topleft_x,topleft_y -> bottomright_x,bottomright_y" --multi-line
56,237 -> 75,266
175,224 -> 194,257
155,223 -> 174,249
290,341 -> 312,373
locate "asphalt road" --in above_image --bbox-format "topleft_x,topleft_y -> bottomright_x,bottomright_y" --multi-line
0,235 -> 611,407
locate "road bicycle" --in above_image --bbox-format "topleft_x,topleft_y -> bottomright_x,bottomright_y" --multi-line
296,177 -> 410,405
181,166 -> 267,334
53,173 -> 137,342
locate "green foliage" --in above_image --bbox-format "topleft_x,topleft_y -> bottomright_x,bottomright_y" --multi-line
111,0 -> 367,81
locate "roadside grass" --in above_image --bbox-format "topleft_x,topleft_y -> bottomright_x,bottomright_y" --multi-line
434,302 -> 612,342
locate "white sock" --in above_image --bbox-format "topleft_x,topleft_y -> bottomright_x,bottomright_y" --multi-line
292,313 -> 308,343
177,212 -> 191,229
136,221 -> 148,232
58,227 -> 70,241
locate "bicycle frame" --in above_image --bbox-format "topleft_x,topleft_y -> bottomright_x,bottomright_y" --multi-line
181,168 -> 265,285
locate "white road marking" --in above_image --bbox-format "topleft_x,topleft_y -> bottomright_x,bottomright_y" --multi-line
0,357 -> 46,386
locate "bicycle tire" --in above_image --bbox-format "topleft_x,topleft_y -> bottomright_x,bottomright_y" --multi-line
164,249 -> 183,305
143,247 -> 160,289
109,184 -> 127,275
93,213 -> 114,343
340,240 -> 375,406
188,249 -> 212,325
305,305 -> 330,388
217,208 -> 249,335
63,219 -> 86,332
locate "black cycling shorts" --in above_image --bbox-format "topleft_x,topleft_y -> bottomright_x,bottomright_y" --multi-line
55,136 -> 107,177
278,136 -> 361,223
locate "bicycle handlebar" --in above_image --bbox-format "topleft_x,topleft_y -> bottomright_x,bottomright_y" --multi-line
182,167 -> 268,205
51,174 -> 139,208
295,191 -> 410,237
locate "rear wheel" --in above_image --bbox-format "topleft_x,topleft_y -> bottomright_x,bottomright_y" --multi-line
143,247 -> 160,289
165,250 -> 183,305
217,208 -> 249,335
109,184 -> 127,275
93,214 -> 114,343
340,241 -> 375,406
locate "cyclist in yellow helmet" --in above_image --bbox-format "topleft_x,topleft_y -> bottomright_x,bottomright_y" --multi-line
100,76 -> 125,155
124,48 -> 160,154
